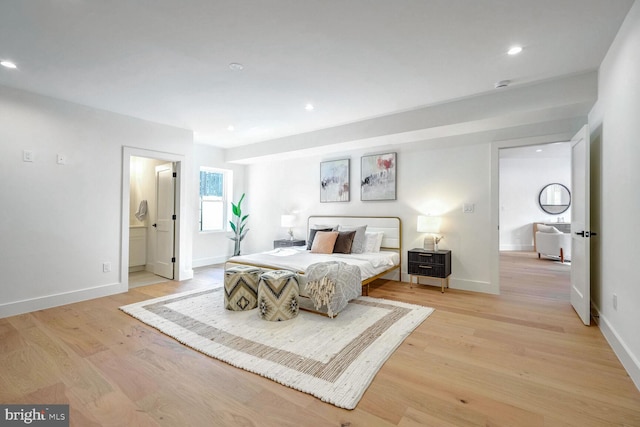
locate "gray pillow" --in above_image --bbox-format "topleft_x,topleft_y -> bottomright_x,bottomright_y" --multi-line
338,225 -> 368,253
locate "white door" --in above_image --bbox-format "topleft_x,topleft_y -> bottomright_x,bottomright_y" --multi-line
155,163 -> 176,279
570,125 -> 591,325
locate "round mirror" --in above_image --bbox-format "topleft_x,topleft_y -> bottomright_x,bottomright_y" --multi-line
538,183 -> 571,215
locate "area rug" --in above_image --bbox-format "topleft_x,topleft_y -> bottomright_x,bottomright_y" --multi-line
119,286 -> 434,409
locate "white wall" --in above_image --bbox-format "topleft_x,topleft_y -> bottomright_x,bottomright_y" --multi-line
191,143 -> 246,267
589,0 -> 640,389
0,85 -> 194,317
499,155 -> 571,251
244,139 -> 494,293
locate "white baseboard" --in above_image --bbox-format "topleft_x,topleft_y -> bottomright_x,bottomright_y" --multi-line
402,274 -> 496,295
177,268 -> 194,281
0,282 -> 126,319
593,305 -> 640,392
451,277 -> 498,294
499,244 -> 535,251
192,255 -> 229,269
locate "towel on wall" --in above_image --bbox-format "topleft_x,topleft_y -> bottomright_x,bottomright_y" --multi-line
135,200 -> 148,221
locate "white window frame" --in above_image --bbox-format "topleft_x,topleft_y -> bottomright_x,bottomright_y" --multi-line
199,167 -> 232,232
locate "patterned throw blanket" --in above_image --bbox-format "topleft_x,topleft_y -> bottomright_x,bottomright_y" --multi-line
304,261 -> 362,318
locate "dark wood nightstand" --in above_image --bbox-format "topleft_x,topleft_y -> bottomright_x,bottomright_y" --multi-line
408,248 -> 452,293
273,239 -> 306,249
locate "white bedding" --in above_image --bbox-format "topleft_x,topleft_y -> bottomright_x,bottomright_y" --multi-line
228,246 -> 400,281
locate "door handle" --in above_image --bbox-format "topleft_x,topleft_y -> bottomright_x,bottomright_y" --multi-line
152,223 -> 157,228
575,231 -> 598,237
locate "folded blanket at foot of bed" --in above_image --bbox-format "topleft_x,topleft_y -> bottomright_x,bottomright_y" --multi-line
303,261 -> 361,318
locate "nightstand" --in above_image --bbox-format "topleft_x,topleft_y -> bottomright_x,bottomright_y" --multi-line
273,239 -> 306,249
408,248 -> 452,293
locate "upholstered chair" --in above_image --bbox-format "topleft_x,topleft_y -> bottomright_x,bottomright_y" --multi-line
536,225 -> 571,263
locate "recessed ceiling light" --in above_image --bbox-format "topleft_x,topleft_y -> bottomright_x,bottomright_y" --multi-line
1,60 -> 17,69
229,63 -> 244,71
305,103 -> 314,111
536,149 -> 543,152
494,80 -> 510,89
507,46 -> 523,55
227,125 -> 235,131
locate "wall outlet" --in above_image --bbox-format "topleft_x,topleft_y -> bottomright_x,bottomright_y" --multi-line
463,203 -> 475,213
103,262 -> 111,273
56,154 -> 66,165
23,150 -> 34,162
613,293 -> 617,310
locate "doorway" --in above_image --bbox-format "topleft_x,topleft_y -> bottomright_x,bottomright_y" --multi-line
499,142 -> 572,254
493,140 -> 572,297
121,147 -> 190,290
128,157 -> 175,287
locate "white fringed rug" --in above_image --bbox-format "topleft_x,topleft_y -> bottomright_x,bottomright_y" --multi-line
119,286 -> 434,410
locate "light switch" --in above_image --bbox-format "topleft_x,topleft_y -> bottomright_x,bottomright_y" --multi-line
23,150 -> 34,162
56,154 -> 66,165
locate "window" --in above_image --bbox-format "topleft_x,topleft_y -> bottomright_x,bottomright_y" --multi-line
199,168 -> 232,231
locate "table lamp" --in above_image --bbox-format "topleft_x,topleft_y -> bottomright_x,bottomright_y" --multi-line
417,215 -> 442,250
281,214 -> 296,240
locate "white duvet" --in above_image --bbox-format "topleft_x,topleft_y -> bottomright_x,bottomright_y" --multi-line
228,246 -> 399,281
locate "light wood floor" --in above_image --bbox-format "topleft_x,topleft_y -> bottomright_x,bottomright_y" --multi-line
1,252 -> 639,426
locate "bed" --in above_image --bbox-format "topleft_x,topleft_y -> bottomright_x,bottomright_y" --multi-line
225,216 -> 402,315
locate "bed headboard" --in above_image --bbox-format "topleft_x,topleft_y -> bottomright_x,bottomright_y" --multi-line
307,216 -> 401,250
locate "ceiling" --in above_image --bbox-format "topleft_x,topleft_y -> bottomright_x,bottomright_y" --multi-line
0,1 -> 634,151
499,142 -> 571,159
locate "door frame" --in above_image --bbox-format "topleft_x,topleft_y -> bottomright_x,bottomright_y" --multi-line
121,147 -> 193,289
490,131 -> 579,294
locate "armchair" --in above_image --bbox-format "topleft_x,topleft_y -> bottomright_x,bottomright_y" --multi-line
536,225 -> 571,263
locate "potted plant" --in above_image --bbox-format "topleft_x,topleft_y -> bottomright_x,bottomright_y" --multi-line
229,193 -> 249,256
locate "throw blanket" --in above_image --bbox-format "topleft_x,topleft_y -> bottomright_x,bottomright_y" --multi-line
304,261 -> 361,318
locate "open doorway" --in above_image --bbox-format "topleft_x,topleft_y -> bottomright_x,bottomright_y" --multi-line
121,147 -> 190,290
498,142 -> 572,297
128,156 -> 175,287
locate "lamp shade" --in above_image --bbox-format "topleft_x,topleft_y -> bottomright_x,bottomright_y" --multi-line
281,214 -> 296,228
417,215 -> 441,233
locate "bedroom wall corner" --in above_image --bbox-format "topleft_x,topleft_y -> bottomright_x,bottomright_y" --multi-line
0,85 -> 193,318
191,143 -> 247,268
243,138 -> 495,294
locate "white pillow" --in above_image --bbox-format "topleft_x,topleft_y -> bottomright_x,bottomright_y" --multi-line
537,224 -> 562,233
363,231 -> 384,253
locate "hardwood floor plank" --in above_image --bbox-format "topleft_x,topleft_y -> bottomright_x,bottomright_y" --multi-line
0,346 -> 62,397
30,307 -> 109,358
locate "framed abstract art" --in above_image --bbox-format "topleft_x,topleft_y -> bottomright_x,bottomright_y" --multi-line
360,152 -> 396,201
320,158 -> 350,202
